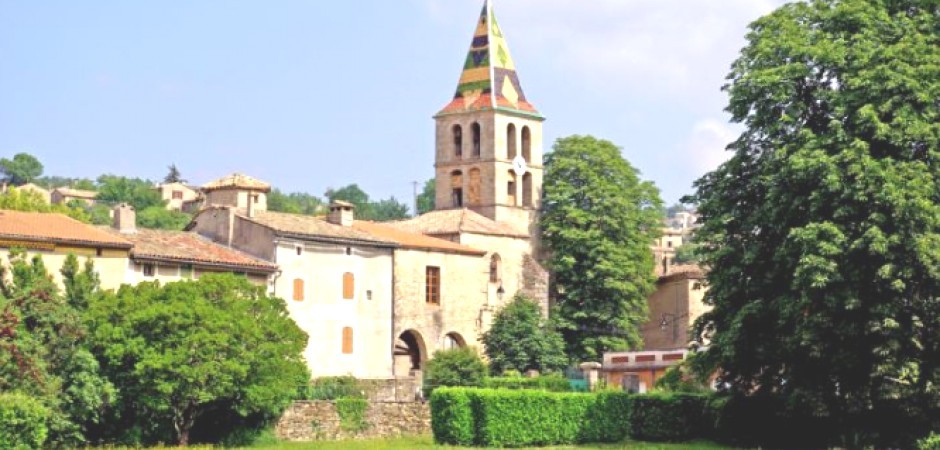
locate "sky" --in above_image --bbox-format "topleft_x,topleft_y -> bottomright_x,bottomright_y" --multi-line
0,0 -> 788,208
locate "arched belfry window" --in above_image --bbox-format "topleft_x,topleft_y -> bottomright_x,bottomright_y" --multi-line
471,122 -> 482,158
521,126 -> 532,162
523,173 -> 533,207
507,171 -> 517,206
452,124 -> 463,159
489,254 -> 502,283
451,170 -> 464,207
507,124 -> 517,159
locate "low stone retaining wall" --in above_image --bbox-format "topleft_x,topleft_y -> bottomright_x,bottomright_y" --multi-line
275,401 -> 430,441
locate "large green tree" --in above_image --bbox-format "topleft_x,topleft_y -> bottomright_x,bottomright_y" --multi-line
85,274 -> 309,446
0,187 -> 90,222
415,179 -> 436,215
688,1 -> 939,447
541,135 -> 663,361
325,184 -> 410,221
0,152 -> 43,185
481,293 -> 568,375
95,175 -> 165,210
268,189 -> 323,216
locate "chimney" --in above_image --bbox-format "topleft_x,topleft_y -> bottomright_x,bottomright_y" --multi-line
327,201 -> 355,227
112,203 -> 137,234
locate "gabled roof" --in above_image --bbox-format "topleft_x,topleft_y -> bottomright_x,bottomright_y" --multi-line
352,221 -> 486,256
202,173 -> 271,193
388,208 -> 530,239
99,227 -> 277,272
236,210 -> 398,247
436,0 -> 541,119
52,187 -> 98,199
0,210 -> 131,249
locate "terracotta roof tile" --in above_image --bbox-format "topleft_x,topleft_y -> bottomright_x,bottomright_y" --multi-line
388,209 -> 529,239
202,173 -> 271,192
238,210 -> 398,247
99,227 -> 277,272
352,221 -> 486,256
0,210 -> 131,248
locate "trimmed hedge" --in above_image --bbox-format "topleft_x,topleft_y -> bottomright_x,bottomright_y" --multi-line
472,389 -> 595,447
0,393 -> 50,450
580,390 -> 632,443
628,393 -> 709,442
482,375 -> 571,392
430,388 -> 476,446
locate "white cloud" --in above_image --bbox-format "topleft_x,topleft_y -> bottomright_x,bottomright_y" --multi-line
682,118 -> 738,174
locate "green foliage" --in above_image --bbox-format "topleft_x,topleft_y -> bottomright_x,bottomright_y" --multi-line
95,175 -> 164,210
163,164 -> 185,184
415,179 -> 435,215
429,388 -> 476,446
920,433 -> 940,450
0,187 -> 90,222
672,241 -> 701,265
0,393 -> 50,449
268,189 -> 323,216
425,347 -> 487,391
481,293 -> 568,375
335,397 -> 369,433
654,356 -> 711,394
0,153 -> 43,185
483,375 -> 571,392
85,274 -> 310,446
628,393 -> 708,442
369,196 -> 410,221
135,205 -> 192,230
541,135 -> 664,360
35,176 -> 95,191
325,184 -> 410,221
581,391 -> 633,443
0,251 -> 114,447
687,1 -> 940,447
60,254 -> 101,310
300,376 -> 365,400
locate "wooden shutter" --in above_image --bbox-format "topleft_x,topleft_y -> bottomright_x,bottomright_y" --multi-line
342,327 -> 353,354
343,273 -> 355,300
293,279 -> 304,301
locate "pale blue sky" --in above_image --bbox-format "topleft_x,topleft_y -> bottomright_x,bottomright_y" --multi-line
0,0 -> 786,208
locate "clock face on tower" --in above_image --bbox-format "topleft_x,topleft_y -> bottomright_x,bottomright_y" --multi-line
512,155 -> 528,175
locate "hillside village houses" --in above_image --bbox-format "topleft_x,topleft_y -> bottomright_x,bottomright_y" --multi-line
0,0 -> 705,389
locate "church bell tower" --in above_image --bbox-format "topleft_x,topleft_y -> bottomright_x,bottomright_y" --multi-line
433,0 -> 545,228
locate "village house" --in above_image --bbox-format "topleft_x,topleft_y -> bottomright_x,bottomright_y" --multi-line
51,186 -> 98,205
153,182 -> 200,211
0,210 -> 131,290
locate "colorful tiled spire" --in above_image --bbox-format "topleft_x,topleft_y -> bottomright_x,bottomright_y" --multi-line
437,0 -> 541,118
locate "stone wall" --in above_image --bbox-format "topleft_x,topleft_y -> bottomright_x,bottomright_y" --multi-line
275,401 -> 430,441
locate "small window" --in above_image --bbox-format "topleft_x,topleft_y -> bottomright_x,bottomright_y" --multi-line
293,278 -> 305,301
426,266 -> 441,305
489,254 -> 501,283
343,273 -> 355,300
342,327 -> 354,354
181,264 -> 193,279
296,246 -> 303,256
252,194 -> 259,204
452,188 -> 463,207
172,190 -> 183,200
452,124 -> 463,159
507,124 -> 517,159
471,123 -> 481,157
143,263 -> 155,277
346,247 -> 352,256
667,241 -> 673,248
96,248 -> 103,257
367,290 -> 373,300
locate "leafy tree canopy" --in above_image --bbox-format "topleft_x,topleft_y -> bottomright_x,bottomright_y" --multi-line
85,274 -> 310,446
325,184 -> 411,221
481,293 -> 568,375
416,179 -> 435,215
136,206 -> 192,231
425,347 -> 488,391
0,152 -> 43,185
0,187 -> 90,222
540,135 -> 664,361
268,189 -> 323,216
688,0 -> 939,446
95,175 -> 165,211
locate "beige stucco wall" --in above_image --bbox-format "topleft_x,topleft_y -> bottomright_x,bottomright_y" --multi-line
392,249 -> 488,373
0,246 -> 129,292
274,240 -> 394,379
642,276 -> 708,350
123,260 -> 269,286
205,189 -> 267,213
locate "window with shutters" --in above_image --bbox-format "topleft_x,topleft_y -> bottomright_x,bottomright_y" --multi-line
342,327 -> 353,354
293,278 -> 305,301
343,273 -> 355,300
426,266 -> 440,305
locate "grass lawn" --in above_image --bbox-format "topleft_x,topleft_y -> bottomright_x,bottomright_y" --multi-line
238,435 -> 733,450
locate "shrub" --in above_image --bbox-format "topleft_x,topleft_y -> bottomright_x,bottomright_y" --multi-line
301,376 -> 365,400
628,393 -> 709,442
472,389 -> 595,447
581,391 -> 633,443
483,374 -> 571,392
335,397 -> 369,433
0,393 -> 50,449
425,347 -> 487,392
430,388 -> 476,446
919,433 -> 940,450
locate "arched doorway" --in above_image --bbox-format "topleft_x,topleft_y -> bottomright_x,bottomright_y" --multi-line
394,330 -> 428,376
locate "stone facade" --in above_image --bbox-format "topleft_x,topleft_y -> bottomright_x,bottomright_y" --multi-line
275,401 -> 429,442
642,268 -> 707,351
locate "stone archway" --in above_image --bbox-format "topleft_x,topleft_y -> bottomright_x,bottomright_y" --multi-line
442,332 -> 467,350
394,330 -> 428,376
